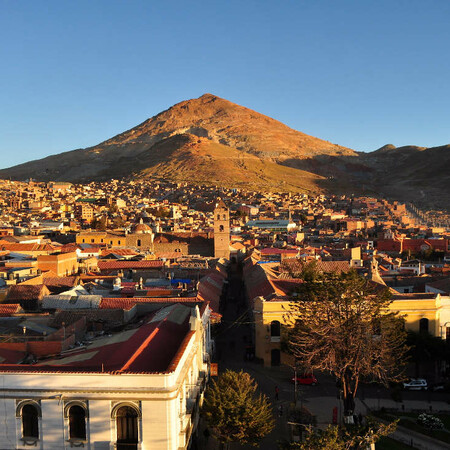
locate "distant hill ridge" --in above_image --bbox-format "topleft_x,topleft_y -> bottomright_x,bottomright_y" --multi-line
0,94 -> 448,209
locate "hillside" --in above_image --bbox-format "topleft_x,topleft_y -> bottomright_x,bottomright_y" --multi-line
0,94 -> 354,193
361,144 -> 450,208
0,94 -> 448,209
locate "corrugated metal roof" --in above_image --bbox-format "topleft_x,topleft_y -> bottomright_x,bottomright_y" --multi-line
42,295 -> 102,310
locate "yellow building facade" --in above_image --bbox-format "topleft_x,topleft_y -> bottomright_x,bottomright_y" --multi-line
253,293 -> 450,367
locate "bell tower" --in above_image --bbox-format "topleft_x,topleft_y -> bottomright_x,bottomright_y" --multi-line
214,199 -> 230,259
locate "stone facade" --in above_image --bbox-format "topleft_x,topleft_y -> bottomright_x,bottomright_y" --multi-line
213,200 -> 230,259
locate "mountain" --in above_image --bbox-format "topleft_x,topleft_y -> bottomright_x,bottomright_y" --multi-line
361,144 -> 450,209
0,94 -> 355,191
0,94 -> 448,209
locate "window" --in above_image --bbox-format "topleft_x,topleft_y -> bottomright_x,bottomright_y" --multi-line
270,320 -> 281,337
217,214 -> 220,220
446,327 -> 450,341
219,225 -> 224,232
223,214 -> 226,220
82,239 -> 85,243
137,239 -> 141,247
22,404 -> 39,440
91,239 -> 94,243
118,240 -> 121,245
419,318 -> 429,333
116,406 -> 138,450
68,405 -> 86,440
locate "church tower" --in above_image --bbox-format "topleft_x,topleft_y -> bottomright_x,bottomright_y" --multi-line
214,199 -> 230,259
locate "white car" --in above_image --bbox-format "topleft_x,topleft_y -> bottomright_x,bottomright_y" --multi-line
403,379 -> 427,390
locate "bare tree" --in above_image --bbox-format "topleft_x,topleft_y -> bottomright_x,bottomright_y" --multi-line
288,269 -> 407,421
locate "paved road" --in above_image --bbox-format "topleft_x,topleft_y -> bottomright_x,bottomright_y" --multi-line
194,263 -> 450,449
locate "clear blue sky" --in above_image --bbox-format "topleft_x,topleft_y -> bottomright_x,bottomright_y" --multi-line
1,0 -> 449,168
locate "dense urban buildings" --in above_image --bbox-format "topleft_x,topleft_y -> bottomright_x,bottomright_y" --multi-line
0,178 -> 448,448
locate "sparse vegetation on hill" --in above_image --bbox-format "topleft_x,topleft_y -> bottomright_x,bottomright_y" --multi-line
0,94 -> 448,209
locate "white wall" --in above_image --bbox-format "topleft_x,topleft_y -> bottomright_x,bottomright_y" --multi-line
0,398 -> 18,449
41,399 -> 65,449
89,400 -> 112,450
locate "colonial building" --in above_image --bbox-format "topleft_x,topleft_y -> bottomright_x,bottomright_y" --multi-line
76,226 -> 213,256
246,255 -> 450,367
213,199 -> 230,259
0,303 -> 210,450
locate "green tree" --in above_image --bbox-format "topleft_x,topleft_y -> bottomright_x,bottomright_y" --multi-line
279,418 -> 397,449
288,270 -> 408,420
202,370 -> 274,447
91,215 -> 107,231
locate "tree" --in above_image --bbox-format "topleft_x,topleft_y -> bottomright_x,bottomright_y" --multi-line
279,418 -> 397,449
202,370 -> 274,447
287,270 -> 408,420
91,215 -> 107,231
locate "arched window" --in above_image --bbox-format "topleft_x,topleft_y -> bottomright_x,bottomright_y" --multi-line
116,406 -> 138,450
68,405 -> 86,440
222,214 -> 226,220
22,404 -> 39,439
270,320 -> 281,337
419,318 -> 429,333
137,239 -> 141,247
219,225 -> 224,232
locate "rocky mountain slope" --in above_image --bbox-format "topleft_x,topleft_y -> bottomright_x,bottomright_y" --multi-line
0,94 -> 448,209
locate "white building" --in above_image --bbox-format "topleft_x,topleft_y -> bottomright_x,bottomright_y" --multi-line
0,303 -> 210,450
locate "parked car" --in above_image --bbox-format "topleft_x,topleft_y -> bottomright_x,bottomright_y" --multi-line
291,373 -> 318,386
403,378 -> 427,390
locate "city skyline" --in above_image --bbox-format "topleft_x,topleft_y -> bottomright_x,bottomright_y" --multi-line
1,0 -> 449,169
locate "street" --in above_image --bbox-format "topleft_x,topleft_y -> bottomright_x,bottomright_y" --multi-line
196,262 -> 450,449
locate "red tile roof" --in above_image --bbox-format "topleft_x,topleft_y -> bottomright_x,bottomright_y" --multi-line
0,304 -> 195,374
6,284 -> 50,302
0,304 -> 22,316
98,260 -> 164,270
0,243 -> 58,252
100,297 -> 202,310
42,276 -> 79,289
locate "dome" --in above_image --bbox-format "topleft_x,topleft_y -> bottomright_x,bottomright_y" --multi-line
133,223 -> 152,234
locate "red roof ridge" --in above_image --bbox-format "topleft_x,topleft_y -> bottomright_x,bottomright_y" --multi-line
119,327 -> 160,372
165,330 -> 195,373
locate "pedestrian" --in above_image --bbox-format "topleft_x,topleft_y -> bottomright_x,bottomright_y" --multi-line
278,405 -> 283,417
275,386 -> 279,401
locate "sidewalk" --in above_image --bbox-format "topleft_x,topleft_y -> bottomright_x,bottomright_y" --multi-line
363,397 -> 450,414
